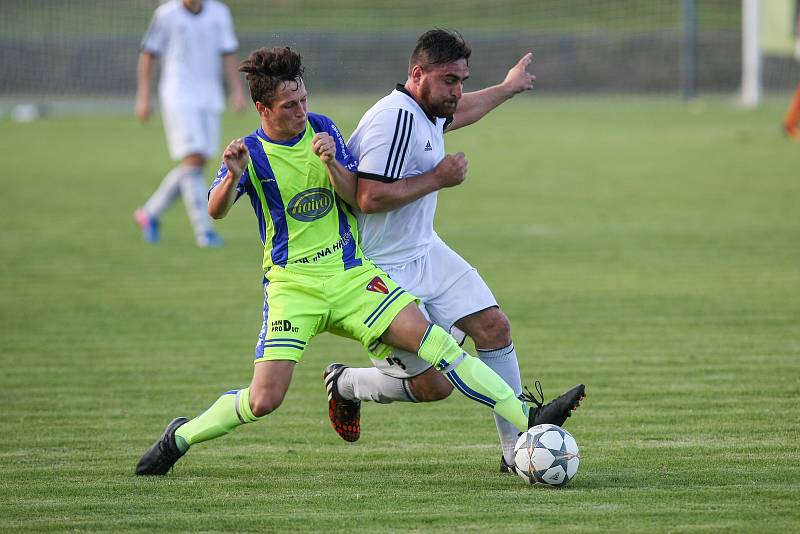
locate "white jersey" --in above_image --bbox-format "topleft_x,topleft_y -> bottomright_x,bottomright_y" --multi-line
141,0 -> 238,112
348,85 -> 451,267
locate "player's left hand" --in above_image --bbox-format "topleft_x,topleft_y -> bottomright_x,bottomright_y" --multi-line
503,52 -> 536,95
312,132 -> 336,163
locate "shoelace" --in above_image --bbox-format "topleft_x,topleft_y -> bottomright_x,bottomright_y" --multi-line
519,380 -> 544,408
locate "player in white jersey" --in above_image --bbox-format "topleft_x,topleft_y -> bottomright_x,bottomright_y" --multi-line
325,29 -> 585,473
134,0 -> 246,247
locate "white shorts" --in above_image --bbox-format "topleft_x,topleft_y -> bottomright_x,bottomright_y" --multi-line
371,237 -> 498,378
161,105 -> 220,161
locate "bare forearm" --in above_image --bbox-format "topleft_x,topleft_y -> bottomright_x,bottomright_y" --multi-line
136,53 -> 155,100
449,84 -> 514,131
208,171 -> 240,219
357,171 -> 441,213
223,54 -> 243,99
325,161 -> 358,206
135,53 -> 157,122
357,151 -> 467,213
223,53 -> 246,112
449,52 -> 535,131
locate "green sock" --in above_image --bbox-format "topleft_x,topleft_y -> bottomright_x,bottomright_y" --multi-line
417,324 -> 530,431
174,388 -> 261,453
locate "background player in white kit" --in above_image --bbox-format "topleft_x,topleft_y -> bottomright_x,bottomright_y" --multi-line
134,0 -> 246,247
324,29 -> 585,473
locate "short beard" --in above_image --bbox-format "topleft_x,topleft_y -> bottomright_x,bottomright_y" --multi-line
419,82 -> 455,119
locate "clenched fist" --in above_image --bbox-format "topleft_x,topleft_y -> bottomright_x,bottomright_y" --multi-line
223,138 -> 250,178
312,132 -> 336,163
434,152 -> 468,188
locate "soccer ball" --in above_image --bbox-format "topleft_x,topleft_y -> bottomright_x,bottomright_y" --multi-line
513,424 -> 580,487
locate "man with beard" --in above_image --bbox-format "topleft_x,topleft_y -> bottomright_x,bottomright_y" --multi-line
135,46 -> 577,477
324,29 -> 585,475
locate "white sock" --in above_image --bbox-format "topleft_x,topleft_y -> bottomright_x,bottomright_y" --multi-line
337,367 -> 417,403
477,343 -> 523,464
143,165 -> 185,219
179,166 -> 213,236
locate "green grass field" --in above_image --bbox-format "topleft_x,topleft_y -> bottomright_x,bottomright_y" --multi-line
1,95 -> 798,532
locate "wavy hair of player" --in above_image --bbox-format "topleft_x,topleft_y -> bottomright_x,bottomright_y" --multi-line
239,47 -> 304,107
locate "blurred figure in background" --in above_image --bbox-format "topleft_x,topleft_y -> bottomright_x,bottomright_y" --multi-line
783,9 -> 800,139
134,0 -> 246,247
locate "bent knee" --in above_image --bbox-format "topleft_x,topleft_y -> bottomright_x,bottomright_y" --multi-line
471,309 -> 511,348
410,371 -> 454,402
249,391 -> 285,417
182,154 -> 206,168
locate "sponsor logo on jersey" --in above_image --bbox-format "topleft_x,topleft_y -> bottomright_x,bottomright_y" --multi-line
366,276 -> 389,294
424,140 -> 432,151
292,230 -> 355,264
287,188 -> 334,222
271,319 -> 299,333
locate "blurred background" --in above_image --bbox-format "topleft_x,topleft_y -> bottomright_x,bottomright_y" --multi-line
2,0 -> 799,115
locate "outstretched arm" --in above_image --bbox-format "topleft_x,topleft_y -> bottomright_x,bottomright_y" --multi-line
447,52 -> 535,132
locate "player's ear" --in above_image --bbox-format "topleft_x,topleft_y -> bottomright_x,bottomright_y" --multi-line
255,101 -> 269,116
410,64 -> 424,85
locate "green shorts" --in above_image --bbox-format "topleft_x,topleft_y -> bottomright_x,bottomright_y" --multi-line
254,261 -> 417,363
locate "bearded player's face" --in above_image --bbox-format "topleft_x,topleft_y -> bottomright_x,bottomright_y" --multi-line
417,59 -> 469,118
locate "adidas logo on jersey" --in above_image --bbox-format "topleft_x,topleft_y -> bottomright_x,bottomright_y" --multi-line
424,140 -> 432,151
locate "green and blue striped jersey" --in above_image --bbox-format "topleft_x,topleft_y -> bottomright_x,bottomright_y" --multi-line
211,113 -> 363,273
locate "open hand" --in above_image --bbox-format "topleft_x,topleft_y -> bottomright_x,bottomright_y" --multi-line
503,52 -> 536,95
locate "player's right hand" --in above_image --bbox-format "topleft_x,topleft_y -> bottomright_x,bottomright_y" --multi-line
223,138 -> 250,178
135,97 -> 151,123
503,52 -> 536,95
435,152 -> 468,188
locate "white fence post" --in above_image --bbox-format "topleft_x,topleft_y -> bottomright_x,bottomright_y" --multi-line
742,0 -> 762,107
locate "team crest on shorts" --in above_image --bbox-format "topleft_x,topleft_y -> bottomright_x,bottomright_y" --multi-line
366,276 -> 389,294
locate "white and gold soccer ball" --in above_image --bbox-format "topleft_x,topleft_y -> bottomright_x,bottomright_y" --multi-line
513,424 -> 580,487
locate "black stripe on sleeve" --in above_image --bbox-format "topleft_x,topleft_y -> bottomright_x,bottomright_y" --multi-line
394,114 -> 414,178
358,171 -> 399,183
389,111 -> 412,179
383,109 -> 404,177
389,111 -> 413,178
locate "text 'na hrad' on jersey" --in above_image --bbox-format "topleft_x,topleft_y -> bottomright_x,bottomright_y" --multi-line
347,85 -> 450,268
210,113 -> 363,274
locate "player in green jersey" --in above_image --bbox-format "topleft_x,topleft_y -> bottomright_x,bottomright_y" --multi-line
135,47 -> 582,475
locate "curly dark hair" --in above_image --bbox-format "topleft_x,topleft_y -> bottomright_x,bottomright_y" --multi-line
409,29 -> 471,72
239,47 -> 304,107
